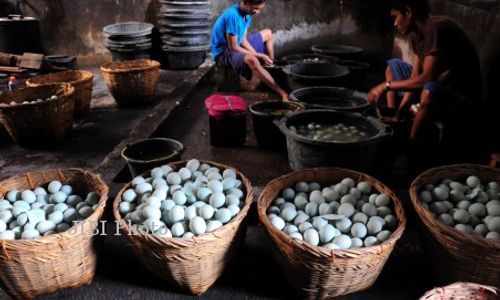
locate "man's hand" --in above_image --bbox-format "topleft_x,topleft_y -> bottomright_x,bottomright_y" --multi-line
257,53 -> 274,66
367,82 -> 387,105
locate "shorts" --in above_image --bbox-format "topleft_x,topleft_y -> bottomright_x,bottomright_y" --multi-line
215,32 -> 266,80
387,58 -> 413,97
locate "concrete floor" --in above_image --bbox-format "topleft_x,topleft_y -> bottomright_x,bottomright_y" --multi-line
0,64 -> 439,300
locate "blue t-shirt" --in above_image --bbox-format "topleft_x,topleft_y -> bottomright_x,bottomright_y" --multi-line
211,4 -> 252,60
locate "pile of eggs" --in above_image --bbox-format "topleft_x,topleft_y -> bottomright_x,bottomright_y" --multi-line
119,159 -> 246,238
290,122 -> 368,142
266,178 -> 397,249
418,176 -> 500,240
9,95 -> 58,106
0,181 -> 100,240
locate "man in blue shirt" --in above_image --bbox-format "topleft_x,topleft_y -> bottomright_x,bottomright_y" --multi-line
211,0 -> 289,101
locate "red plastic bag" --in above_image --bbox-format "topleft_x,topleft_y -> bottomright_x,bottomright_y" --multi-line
204,94 -> 248,120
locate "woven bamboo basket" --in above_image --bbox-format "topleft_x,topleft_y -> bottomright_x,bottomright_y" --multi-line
257,167 -> 406,299
0,168 -> 109,299
100,59 -> 160,107
409,164 -> 500,287
0,83 -> 75,147
420,282 -> 499,300
26,70 -> 94,117
112,160 -> 253,295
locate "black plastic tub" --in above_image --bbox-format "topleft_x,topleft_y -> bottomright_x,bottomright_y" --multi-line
336,59 -> 371,86
162,46 -> 206,69
277,109 -> 391,171
161,34 -> 209,47
121,138 -> 184,177
283,62 -> 350,89
289,86 -> 370,113
249,101 -> 299,149
311,44 -> 363,60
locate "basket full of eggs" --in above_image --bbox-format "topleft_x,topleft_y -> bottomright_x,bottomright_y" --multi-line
0,168 -> 108,299
112,159 -> 253,295
257,167 -> 406,299
0,83 -> 75,147
410,164 -> 500,287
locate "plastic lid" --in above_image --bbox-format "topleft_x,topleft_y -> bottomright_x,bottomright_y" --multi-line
204,94 -> 247,119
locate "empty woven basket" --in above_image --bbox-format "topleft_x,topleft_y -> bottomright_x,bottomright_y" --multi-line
113,160 -> 253,295
257,167 -> 406,299
101,59 -> 160,107
0,168 -> 109,299
420,282 -> 499,300
26,70 -> 94,117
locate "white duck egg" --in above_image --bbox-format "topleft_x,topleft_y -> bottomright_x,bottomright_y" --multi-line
310,191 -> 325,204
341,177 -> 355,188
455,224 -> 473,233
367,218 -> 383,235
487,203 -> 500,216
22,229 -> 40,240
364,236 -> 379,247
150,167 -> 164,179
295,182 -> 309,193
136,182 -> 153,195
209,192 -> 225,208
227,204 -> 240,216
362,203 -> 378,217
376,206 -> 392,218
312,217 -> 328,230
0,200 -> 13,211
48,181 -> 62,194
184,206 -> 198,221
161,199 -> 175,211
357,182 -> 372,194
33,187 -> 47,195
178,168 -> 192,182
377,230 -> 392,242
350,188 -> 362,200
466,176 -> 481,188
468,203 -> 487,218
0,220 -> 6,232
153,179 -> 168,190
289,232 -> 303,240
305,202 -> 319,217
197,204 -> 214,220
37,220 -> 56,235
433,187 -> 449,201
319,224 -> 336,243
60,185 -> 73,195
207,180 -> 223,193
0,230 -> 15,240
298,222 -> 313,233
318,203 -> 332,215
51,191 -> 67,204
21,190 -> 36,204
227,188 -> 244,199
333,234 -> 351,249
368,194 -> 378,204
48,211 -> 64,225
270,215 -> 285,230
336,218 -> 352,233
206,220 -> 223,232
294,213 -> 310,226
267,206 -> 280,215
281,188 -> 295,201
281,207 -> 297,222
190,217 -> 206,235
337,203 -> 355,218
186,159 -> 200,172
172,191 -> 187,206
63,208 -> 78,223
375,194 -> 390,207
334,183 -> 348,195
486,231 -> 500,240
340,195 -> 356,205
309,182 -> 321,191
304,228 -> 319,246
119,202 -> 136,215
453,209 -> 470,224
292,196 -> 307,211
171,222 -> 186,237
166,172 -> 182,185
216,208 -> 232,224
197,188 -> 212,202
352,212 -> 368,224
351,223 -> 367,238
438,214 -> 454,226
486,216 -> 500,232
169,206 -> 185,224
322,188 -> 339,202
350,237 -> 363,248
329,202 -> 340,214
284,224 -> 299,235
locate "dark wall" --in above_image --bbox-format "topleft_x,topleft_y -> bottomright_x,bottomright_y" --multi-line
3,0 -> 393,65
430,0 -> 500,151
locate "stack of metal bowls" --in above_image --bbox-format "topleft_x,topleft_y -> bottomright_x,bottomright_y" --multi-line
158,0 -> 210,69
103,22 -> 154,61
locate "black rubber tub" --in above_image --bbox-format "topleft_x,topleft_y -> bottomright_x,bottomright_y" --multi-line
336,59 -> 371,86
282,62 -> 350,89
289,86 -> 370,113
249,101 -> 300,150
121,138 -> 184,177
277,109 -> 391,171
162,45 -> 207,69
161,34 -> 209,47
311,44 -> 363,60
279,53 -> 337,65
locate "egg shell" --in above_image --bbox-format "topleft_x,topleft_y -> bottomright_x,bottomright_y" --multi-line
305,202 -> 319,217
438,214 -> 454,226
367,218 -> 383,235
136,182 -> 153,195
351,223 -> 367,238
350,188 -> 362,200
48,181 -> 62,194
368,194 -> 378,204
486,203 -> 500,216
184,206 -> 198,221
376,230 -> 392,242
433,187 -> 449,201
336,218 -> 352,233
189,217 -> 207,235
227,188 -> 244,199
169,206 -> 185,224
455,223 -> 473,233
486,231 -> 500,240
21,190 -> 36,204
0,220 -> 6,232
22,229 -> 40,240
209,192 -> 225,209
13,200 -> 30,210
298,222 -> 313,233
0,230 -> 15,240
281,188 -> 295,200
309,182 -> 321,191
312,217 -> 328,230
362,203 -> 378,217
284,224 -> 299,235
322,188 -> 339,202
48,211 -> 64,225
0,200 -> 13,211
474,224 -> 488,236
323,243 -> 340,250
295,182 -> 309,193
340,195 -> 356,205
468,203 -> 486,218
37,220 -> 56,235
357,182 -> 372,194
280,202 -> 295,212
33,187 -> 47,195
289,232 -> 303,240
375,194 -> 390,207
267,206 -> 280,216
216,208 -> 232,224
341,178 -> 355,188
334,183 -> 348,195
155,226 -> 173,238
166,173 -> 182,186
63,208 -> 78,223
318,203 -> 332,215
186,159 -> 201,172
270,215 -> 285,230
60,185 -> 73,196
294,213 -> 310,226
291,196 -> 306,211
205,220 -> 223,232
274,198 -> 286,206
304,228 -> 320,246
319,224 -> 336,243
486,216 -> 500,232
352,212 -> 368,224
333,234 -> 351,249
337,203 -> 355,218
364,236 -> 379,247
453,209 -> 470,224
466,176 -> 480,188
171,222 -> 186,237
329,202 -> 340,214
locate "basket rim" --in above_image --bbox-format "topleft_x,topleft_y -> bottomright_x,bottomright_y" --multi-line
420,281 -> 499,299
0,168 -> 109,246
26,70 -> 93,87
257,167 -> 406,259
112,159 -> 254,247
409,163 -> 500,249
100,59 -> 160,73
0,83 -> 75,108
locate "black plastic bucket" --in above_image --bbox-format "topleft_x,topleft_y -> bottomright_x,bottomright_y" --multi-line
249,101 -> 299,149
121,138 -> 184,177
0,15 -> 43,54
162,45 -> 206,69
283,63 -> 350,89
289,86 -> 370,113
277,109 -> 391,171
